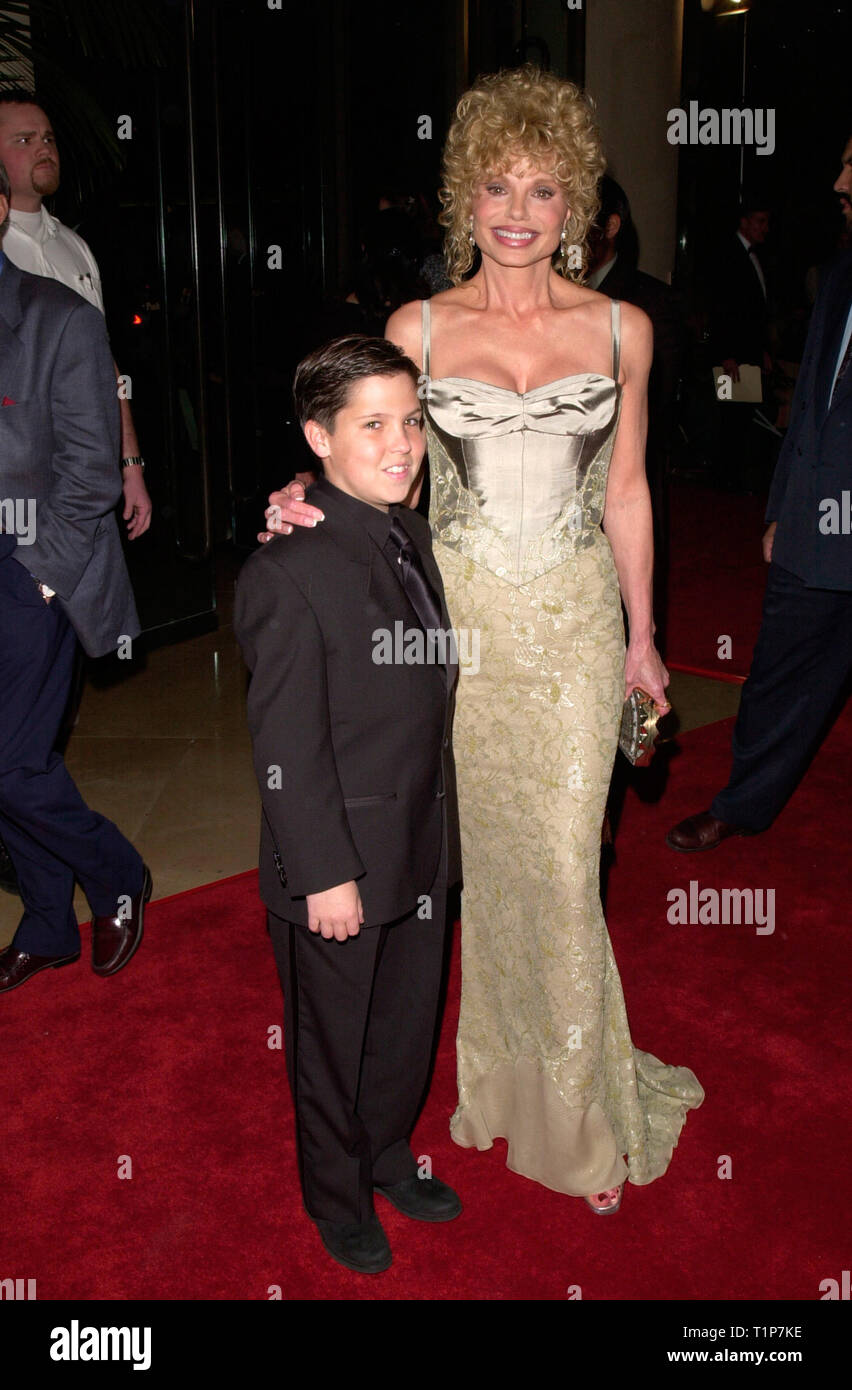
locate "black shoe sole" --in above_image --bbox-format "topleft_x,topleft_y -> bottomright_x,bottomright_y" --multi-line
316,1230 -> 392,1274
92,866 -> 152,978
374,1186 -> 463,1223
665,829 -> 760,853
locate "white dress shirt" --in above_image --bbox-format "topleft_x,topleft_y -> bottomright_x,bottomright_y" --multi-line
3,205 -> 105,313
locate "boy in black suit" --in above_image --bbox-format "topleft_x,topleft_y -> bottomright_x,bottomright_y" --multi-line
234,335 -> 462,1274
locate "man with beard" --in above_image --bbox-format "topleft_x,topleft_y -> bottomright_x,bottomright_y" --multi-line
667,134 -> 852,853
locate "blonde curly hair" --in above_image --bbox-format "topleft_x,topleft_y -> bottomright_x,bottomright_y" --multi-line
439,65 -> 606,284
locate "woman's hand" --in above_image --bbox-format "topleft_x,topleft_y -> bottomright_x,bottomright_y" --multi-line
257,477 -> 325,544
624,641 -> 670,713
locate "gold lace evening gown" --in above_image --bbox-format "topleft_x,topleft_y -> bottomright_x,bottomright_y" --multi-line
420,297 -> 704,1195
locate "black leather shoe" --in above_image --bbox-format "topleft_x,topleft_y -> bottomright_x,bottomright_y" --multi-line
0,947 -> 80,994
314,1214 -> 392,1274
375,1175 -> 462,1222
92,864 -> 152,977
0,836 -> 20,896
666,811 -> 759,853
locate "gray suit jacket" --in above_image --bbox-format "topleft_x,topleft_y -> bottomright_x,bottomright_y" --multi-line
0,255 -> 138,656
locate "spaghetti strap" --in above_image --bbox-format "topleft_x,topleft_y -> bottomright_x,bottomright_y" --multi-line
610,298 -> 621,381
421,297 -> 431,376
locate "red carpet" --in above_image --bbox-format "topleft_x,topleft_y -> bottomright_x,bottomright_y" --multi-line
666,482 -> 768,680
4,708 -> 851,1300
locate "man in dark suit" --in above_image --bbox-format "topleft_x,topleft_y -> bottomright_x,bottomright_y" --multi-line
0,163 -> 150,993
709,198 -> 773,489
667,137 -> 852,851
234,335 -> 462,1274
711,200 -> 772,375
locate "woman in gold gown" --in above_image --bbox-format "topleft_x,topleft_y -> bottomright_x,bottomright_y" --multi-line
269,66 -> 703,1214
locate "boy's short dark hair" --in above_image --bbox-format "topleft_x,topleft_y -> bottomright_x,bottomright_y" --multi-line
293,334 -> 421,433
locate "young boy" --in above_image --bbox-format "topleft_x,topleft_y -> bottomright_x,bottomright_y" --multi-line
234,335 -> 462,1274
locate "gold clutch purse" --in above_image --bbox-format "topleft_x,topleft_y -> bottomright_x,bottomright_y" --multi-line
619,687 -> 662,767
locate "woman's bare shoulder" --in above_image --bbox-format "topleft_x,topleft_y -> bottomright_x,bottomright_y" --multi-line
617,297 -> 652,332
557,284 -> 651,348
617,298 -> 653,363
384,298 -> 424,357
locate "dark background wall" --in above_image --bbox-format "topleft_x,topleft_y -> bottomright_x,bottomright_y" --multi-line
14,0 -> 850,640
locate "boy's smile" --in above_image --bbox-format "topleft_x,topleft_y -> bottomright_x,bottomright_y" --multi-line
305,373 -> 426,511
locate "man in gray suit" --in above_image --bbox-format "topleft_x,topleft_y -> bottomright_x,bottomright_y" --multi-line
0,161 -> 151,994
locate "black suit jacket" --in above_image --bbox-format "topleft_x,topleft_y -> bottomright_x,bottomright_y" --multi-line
234,476 -> 462,928
766,249 -> 852,590
598,256 -> 685,445
0,257 -> 138,657
709,234 -> 769,366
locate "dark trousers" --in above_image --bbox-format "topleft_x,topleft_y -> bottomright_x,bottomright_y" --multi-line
268,885 -> 448,1225
712,563 -> 852,831
0,552 -> 144,955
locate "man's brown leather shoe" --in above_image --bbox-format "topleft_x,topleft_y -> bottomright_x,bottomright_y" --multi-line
666,811 -> 757,852
0,947 -> 80,994
92,865 -> 152,977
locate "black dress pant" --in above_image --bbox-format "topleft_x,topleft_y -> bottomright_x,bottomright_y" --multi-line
268,885 -> 448,1225
0,551 -> 144,955
711,563 -> 852,831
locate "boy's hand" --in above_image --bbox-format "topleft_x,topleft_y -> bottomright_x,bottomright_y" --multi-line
306,881 -> 364,941
258,479 -> 325,543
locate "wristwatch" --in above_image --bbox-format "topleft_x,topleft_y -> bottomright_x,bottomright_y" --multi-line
31,573 -> 55,600
122,456 -> 146,470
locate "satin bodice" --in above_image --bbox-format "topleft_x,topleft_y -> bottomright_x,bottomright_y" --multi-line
420,298 -> 622,585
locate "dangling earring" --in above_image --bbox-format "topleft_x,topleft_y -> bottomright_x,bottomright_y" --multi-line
468,215 -> 476,249
560,216 -> 572,273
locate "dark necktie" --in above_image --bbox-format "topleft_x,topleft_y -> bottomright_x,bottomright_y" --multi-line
384,514 -> 444,641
